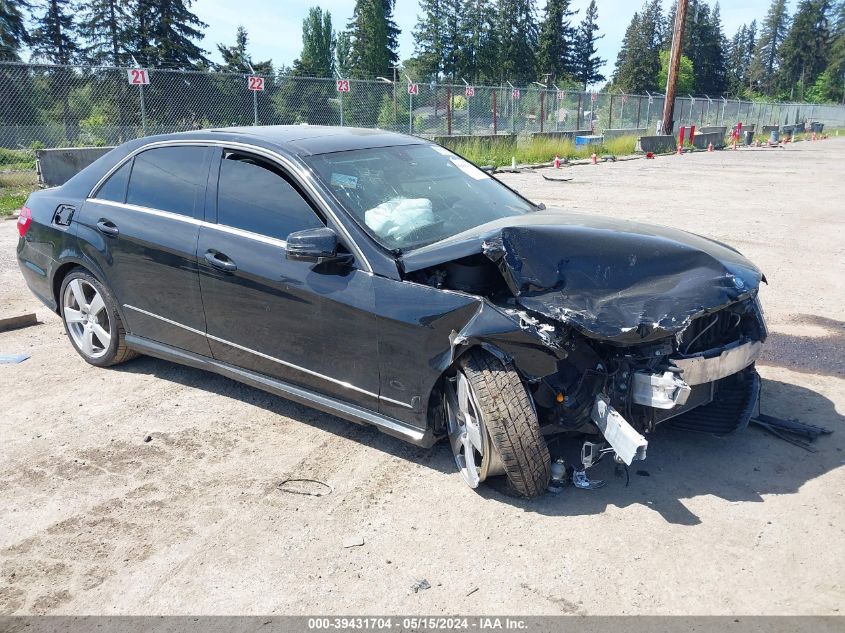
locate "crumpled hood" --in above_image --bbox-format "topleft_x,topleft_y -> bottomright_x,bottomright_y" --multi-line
403,210 -> 764,344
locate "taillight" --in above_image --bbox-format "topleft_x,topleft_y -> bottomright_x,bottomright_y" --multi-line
17,207 -> 32,237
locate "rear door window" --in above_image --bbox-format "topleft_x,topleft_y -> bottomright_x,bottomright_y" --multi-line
94,160 -> 131,203
126,146 -> 208,217
216,152 -> 324,240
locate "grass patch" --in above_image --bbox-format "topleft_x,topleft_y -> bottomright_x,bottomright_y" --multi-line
444,134 -> 640,167
0,191 -> 29,216
0,169 -> 39,217
0,148 -> 36,171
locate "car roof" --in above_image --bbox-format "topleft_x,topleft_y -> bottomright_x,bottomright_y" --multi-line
203,125 -> 428,155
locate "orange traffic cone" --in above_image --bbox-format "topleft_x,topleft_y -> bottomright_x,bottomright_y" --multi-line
553,154 -> 561,169
591,152 -> 597,165
812,132 -> 817,141
676,144 -> 683,155
707,142 -> 713,152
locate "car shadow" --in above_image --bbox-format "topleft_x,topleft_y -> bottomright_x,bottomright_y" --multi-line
479,376 -> 843,524
115,356 -> 841,526
113,355 -> 455,474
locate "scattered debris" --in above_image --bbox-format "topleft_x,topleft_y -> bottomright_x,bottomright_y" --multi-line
143,435 -> 153,443
541,174 -> 574,182
572,469 -> 605,490
0,353 -> 30,364
278,478 -> 334,497
0,313 -> 38,333
636,470 -> 650,477
411,579 -> 431,593
466,587 -> 479,597
751,413 -> 832,452
342,536 -> 365,548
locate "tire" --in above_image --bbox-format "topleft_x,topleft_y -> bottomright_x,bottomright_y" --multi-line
59,268 -> 137,367
457,349 -> 551,498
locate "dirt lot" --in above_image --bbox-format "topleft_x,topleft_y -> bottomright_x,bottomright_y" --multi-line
1,140 -> 843,615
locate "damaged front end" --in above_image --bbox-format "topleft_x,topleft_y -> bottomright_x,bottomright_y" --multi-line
401,211 -> 768,475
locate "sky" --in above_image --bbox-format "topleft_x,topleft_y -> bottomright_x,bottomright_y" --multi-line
194,0 -> 785,82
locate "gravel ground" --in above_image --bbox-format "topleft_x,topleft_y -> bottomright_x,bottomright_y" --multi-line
1,139 -> 843,615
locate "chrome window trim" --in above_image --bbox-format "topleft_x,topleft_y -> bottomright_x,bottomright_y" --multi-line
123,304 -> 413,410
86,138 -> 372,271
89,199 -> 291,249
87,198 -> 203,225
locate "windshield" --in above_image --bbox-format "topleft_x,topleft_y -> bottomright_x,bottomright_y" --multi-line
304,144 -> 535,251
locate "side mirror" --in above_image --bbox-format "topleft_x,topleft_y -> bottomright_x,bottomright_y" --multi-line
286,227 -> 352,264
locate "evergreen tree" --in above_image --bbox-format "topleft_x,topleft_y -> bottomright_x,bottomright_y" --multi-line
536,0 -> 576,83
496,0 -> 538,82
30,0 -> 79,142
216,27 -> 272,74
442,0 -> 465,81
294,7 -> 335,77
573,0 -> 605,90
30,0 -> 78,64
612,0 -> 663,93
777,0 -> 832,99
412,0 -> 447,78
821,0 -> 844,102
77,0 -> 130,66
460,0 -> 498,82
147,0 -> 209,68
347,0 -> 394,77
748,0 -> 790,95
0,0 -> 30,60
335,30 -> 352,76
726,20 -> 757,95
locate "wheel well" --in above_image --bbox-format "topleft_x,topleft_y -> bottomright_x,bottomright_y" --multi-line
425,344 -> 502,436
52,263 -> 85,312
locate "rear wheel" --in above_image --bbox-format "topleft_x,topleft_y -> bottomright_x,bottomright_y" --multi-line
445,349 -> 551,498
60,269 -> 136,367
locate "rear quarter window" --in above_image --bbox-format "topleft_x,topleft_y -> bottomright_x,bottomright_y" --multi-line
94,160 -> 131,203
126,146 -> 208,217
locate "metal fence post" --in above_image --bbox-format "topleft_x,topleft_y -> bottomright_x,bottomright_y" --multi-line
636,96 -> 642,128
447,86 -> 452,136
409,89 -> 413,134
253,89 -> 258,126
608,93 -> 614,129
139,83 -> 147,136
467,89 -> 471,134
576,92 -> 583,130
539,90 -> 544,133
493,88 -> 499,136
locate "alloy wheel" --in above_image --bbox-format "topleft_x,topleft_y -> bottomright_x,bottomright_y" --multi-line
63,278 -> 112,359
444,371 -> 504,488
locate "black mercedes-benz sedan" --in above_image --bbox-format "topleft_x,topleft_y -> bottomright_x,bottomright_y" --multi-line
17,126 -> 767,498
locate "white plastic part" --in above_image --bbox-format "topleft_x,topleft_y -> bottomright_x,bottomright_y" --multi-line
590,395 -> 648,466
631,371 -> 691,409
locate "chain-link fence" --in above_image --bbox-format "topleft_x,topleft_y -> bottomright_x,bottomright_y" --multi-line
2,60 -> 845,149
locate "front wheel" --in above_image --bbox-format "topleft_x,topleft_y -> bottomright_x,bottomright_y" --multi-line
445,349 -> 551,498
60,269 -> 137,367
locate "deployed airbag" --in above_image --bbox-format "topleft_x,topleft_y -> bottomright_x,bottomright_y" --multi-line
365,198 -> 434,243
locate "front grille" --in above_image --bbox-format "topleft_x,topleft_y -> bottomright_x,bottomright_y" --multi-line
668,367 -> 760,435
679,306 -> 744,354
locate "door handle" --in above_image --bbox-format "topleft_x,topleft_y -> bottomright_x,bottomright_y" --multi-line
204,251 -> 237,272
96,219 -> 119,237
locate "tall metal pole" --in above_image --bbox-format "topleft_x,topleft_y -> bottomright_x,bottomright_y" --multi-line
253,90 -> 258,126
661,0 -> 689,135
139,83 -> 147,136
